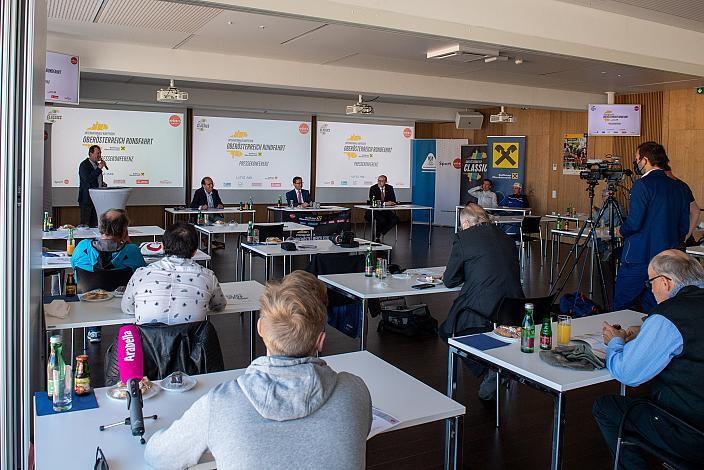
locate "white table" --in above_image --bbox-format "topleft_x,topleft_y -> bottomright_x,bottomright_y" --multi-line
266,205 -> 349,221
42,226 -> 164,242
164,207 -> 255,226
34,351 -> 465,470
42,250 -> 212,270
686,246 -> 704,258
44,281 -> 265,364
447,309 -> 642,470
318,267 -> 460,350
241,238 -> 392,282
194,221 -> 313,256
454,205 -> 531,233
354,204 -> 433,245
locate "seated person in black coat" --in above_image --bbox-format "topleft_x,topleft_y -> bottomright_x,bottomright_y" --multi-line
285,176 -> 311,208
365,175 -> 398,241
191,177 -> 224,223
441,203 -> 524,400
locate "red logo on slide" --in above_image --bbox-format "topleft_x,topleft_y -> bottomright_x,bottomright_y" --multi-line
136,179 -> 149,185
403,128 -> 412,138
63,179 -> 69,185
168,115 -> 181,127
70,57 -> 78,65
634,105 -> 639,111
453,158 -> 461,169
299,123 -> 309,134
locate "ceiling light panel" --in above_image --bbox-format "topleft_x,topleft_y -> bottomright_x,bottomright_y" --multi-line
48,0 -> 103,22
96,0 -> 221,33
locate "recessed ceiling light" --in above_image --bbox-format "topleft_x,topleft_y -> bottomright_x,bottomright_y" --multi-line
227,21 -> 232,25
617,74 -> 622,78
601,71 -> 607,74
514,58 -> 524,65
259,25 -> 266,30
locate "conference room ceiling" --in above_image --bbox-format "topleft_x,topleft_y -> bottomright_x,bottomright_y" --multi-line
47,0 -> 702,98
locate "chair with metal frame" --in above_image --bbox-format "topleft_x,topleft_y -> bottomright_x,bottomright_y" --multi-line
613,399 -> 704,470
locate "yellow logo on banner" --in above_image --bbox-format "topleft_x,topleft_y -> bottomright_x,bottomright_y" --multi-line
492,143 -> 519,169
229,130 -> 248,138
87,121 -> 108,131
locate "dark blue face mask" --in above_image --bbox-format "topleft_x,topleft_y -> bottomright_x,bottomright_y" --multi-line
632,157 -> 646,176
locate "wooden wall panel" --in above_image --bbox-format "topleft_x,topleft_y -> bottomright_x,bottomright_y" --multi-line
613,92 -> 663,163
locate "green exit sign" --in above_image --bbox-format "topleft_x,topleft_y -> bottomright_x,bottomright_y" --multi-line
698,87 -> 704,95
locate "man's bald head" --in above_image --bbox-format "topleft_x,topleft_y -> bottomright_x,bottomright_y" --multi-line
99,209 -> 130,241
648,249 -> 704,303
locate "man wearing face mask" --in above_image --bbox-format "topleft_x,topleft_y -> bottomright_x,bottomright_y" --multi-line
613,142 -> 689,312
593,250 -> 704,469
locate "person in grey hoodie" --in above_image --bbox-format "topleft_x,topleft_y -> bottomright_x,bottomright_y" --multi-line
144,270 -> 372,470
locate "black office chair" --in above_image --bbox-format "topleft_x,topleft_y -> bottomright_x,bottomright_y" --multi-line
492,294 -> 556,325
614,399 -> 704,470
75,267 -> 134,294
520,215 -> 544,266
104,320 -> 224,386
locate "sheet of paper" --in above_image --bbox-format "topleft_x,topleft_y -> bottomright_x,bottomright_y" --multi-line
368,406 -> 400,439
225,293 -> 250,305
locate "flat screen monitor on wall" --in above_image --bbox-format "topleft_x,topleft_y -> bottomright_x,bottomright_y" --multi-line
588,104 -> 641,136
192,116 -> 312,193
45,51 -> 80,105
316,121 -> 413,188
47,106 -> 186,205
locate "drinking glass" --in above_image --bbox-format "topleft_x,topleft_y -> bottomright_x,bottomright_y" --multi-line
378,259 -> 388,279
50,273 -> 62,296
252,229 -> 260,243
52,364 -> 73,412
557,315 -> 572,345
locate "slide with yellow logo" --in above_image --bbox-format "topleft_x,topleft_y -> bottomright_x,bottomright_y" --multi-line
47,107 -> 184,188
316,121 -> 412,188
192,116 -> 312,190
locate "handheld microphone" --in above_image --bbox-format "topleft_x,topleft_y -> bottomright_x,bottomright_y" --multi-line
118,325 -> 145,442
99,159 -> 109,170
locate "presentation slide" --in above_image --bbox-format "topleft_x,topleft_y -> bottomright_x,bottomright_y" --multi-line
588,104 -> 641,136
316,121 -> 413,188
45,51 -> 79,105
192,116 -> 312,190
47,106 -> 185,188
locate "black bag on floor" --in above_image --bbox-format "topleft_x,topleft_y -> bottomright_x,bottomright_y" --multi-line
377,303 -> 438,337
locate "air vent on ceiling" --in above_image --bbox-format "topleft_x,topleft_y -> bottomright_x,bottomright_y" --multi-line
426,44 -> 500,63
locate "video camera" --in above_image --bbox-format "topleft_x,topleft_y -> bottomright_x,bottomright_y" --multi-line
579,161 -> 631,182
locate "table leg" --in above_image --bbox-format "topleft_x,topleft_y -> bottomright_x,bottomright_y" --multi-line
409,209 -> 413,241
371,211 -> 375,241
496,370 -> 501,428
359,298 -> 367,351
551,392 -> 565,470
249,251 -> 252,281
445,346 -> 463,470
249,310 -> 257,363
265,256 -> 269,281
549,232 -> 556,286
428,208 -> 432,245
208,232 -> 212,255
620,383 -> 626,396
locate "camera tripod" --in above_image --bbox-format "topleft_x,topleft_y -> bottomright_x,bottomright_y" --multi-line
548,180 -> 625,311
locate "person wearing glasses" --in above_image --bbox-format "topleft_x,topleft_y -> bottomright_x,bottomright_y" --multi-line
613,142 -> 690,313
144,270 -> 372,469
594,250 -> 704,469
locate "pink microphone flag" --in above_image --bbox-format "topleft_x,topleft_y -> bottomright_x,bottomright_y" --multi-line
117,325 -> 144,383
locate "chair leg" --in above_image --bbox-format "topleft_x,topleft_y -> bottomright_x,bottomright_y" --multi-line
613,437 -> 623,470
495,370 -> 501,428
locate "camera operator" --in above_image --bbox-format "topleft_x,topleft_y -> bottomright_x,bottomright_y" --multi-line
614,142 -> 690,312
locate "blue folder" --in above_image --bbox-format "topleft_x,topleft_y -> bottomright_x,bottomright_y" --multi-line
454,334 -> 511,351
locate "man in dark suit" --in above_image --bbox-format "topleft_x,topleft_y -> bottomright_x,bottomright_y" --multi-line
191,177 -> 224,213
285,176 -> 311,208
441,203 -> 524,400
78,145 -> 106,226
614,142 -> 690,312
365,175 -> 398,241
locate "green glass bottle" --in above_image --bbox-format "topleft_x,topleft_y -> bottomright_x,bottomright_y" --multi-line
520,303 -> 535,353
540,316 -> 552,350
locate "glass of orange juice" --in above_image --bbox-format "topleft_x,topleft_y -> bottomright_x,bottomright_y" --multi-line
557,315 -> 572,345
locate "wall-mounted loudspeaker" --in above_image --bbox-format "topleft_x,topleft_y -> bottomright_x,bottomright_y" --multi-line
455,111 -> 484,129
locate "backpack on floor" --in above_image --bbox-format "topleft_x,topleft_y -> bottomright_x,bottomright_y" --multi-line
377,303 -> 438,337
559,291 -> 602,318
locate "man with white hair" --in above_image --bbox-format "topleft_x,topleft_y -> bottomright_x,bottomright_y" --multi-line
441,203 -> 523,400
499,182 -> 529,208
593,249 -> 704,468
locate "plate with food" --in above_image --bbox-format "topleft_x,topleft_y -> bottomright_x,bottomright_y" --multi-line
489,325 -> 522,343
213,220 -> 225,225
158,371 -> 197,393
106,377 -> 159,401
416,275 -> 442,285
58,224 -> 76,230
80,289 -> 114,302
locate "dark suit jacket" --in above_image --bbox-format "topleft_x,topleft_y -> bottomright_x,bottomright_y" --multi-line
191,187 -> 223,209
78,158 -> 103,204
285,188 -> 310,207
440,223 -> 524,338
368,184 -> 396,204
620,169 -> 689,264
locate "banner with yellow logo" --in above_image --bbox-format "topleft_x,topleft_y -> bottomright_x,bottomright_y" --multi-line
485,136 -> 526,202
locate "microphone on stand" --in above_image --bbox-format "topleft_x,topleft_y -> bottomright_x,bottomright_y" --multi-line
117,325 -> 146,443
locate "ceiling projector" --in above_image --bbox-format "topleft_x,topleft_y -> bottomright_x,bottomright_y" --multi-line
489,106 -> 516,124
156,79 -> 189,103
346,94 -> 374,115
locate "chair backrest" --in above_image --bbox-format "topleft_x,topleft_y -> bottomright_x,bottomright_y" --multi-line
254,223 -> 284,241
75,266 -> 133,294
104,320 -> 224,386
521,215 -> 542,234
492,294 -> 556,326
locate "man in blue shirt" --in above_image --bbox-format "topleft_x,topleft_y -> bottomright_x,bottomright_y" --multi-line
614,142 -> 689,312
593,250 -> 704,468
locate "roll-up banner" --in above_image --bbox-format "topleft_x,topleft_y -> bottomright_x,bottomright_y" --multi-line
485,136 -> 526,204
460,144 -> 489,205
433,139 -> 466,226
411,139 -> 436,223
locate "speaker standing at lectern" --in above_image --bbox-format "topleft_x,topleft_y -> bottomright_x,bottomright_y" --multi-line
78,145 -> 107,227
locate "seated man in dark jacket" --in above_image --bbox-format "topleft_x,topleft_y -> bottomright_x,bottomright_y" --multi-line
441,203 -> 524,400
594,249 -> 704,469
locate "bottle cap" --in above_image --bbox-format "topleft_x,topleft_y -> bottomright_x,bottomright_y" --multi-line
525,303 -> 535,310
50,335 -> 62,344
